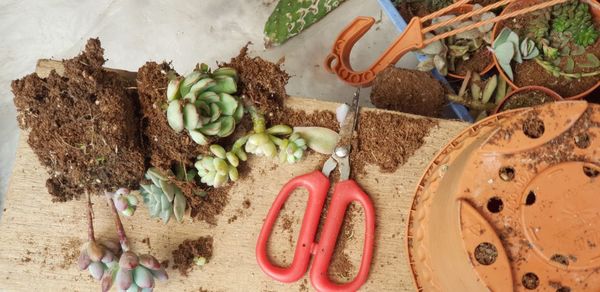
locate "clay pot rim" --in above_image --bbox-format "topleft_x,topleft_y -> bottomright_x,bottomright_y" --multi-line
493,85 -> 563,114
491,0 -> 600,100
444,4 -> 495,79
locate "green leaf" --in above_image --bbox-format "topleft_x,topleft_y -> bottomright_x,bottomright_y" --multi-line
167,78 -> 181,101
217,116 -> 235,137
495,42 -> 515,65
493,28 -> 512,49
199,91 -> 220,103
219,93 -> 239,115
266,125 -> 293,135
481,75 -> 497,104
292,127 -> 339,154
189,78 -> 216,96
210,102 -> 221,122
233,103 -> 244,123
189,130 -> 209,145
159,180 -> 175,202
210,76 -> 237,94
264,0 -> 347,47
166,101 -> 184,133
565,57 -> 575,72
173,191 -> 186,223
183,103 -> 199,130
213,67 -> 238,80
200,120 -> 222,136
209,145 -> 227,159
179,71 -> 203,97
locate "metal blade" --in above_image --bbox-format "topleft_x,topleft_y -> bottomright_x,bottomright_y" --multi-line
336,88 -> 360,151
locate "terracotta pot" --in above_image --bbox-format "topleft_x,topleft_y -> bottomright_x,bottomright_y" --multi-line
494,85 -> 563,114
444,4 -> 495,79
491,0 -> 600,100
407,101 -> 600,291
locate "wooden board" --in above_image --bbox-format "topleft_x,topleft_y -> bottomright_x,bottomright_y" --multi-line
0,63 -> 468,291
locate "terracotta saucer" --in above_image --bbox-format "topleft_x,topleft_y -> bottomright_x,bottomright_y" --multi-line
407,101 -> 600,291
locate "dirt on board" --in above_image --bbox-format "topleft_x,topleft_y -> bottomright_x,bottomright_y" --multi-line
12,38 -> 145,201
370,67 -> 446,118
222,45 -> 289,115
172,236 -> 214,276
499,89 -> 557,112
136,62 -> 210,170
499,2 -> 600,98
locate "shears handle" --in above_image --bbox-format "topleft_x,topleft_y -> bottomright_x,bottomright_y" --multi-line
310,180 -> 375,292
256,170 -> 330,283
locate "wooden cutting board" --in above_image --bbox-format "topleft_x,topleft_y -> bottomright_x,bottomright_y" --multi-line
0,61 -> 468,291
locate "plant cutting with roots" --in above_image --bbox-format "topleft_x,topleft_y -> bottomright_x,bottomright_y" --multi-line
79,190 -> 168,291
448,71 -> 510,120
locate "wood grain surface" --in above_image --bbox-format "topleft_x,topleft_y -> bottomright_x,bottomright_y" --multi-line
0,61 -> 468,291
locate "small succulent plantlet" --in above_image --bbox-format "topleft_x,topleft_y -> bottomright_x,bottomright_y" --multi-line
417,5 -> 496,75
492,27 -> 523,81
140,167 -> 187,224
195,144 -> 240,188
277,132 -> 307,164
111,188 -> 138,217
166,64 -> 245,145
448,71 -> 510,120
264,0 -> 347,47
194,256 -> 207,267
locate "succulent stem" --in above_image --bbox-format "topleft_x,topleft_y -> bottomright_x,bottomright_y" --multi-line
105,192 -> 129,251
86,190 -> 96,242
447,94 -> 497,111
535,57 -> 600,79
247,106 -> 266,133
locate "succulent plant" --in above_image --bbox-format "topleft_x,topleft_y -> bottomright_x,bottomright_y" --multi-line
264,0 -> 347,47
78,240 -> 120,282
108,251 -> 168,292
111,188 -> 138,217
551,0 -> 599,47
195,145 -> 240,188
493,27 -> 530,80
417,6 -> 496,76
166,64 -> 245,145
277,132 -> 307,164
140,167 -> 187,224
526,9 -> 551,45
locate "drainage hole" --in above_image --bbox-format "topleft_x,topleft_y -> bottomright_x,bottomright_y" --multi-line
550,254 -> 569,266
574,133 -> 591,149
499,167 -> 515,181
525,191 -> 536,206
557,286 -> 571,292
522,272 -> 539,290
474,242 -> 497,265
487,197 -> 504,213
523,117 -> 545,139
584,166 -> 599,178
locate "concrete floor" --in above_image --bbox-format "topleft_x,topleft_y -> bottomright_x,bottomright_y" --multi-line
0,0 -> 418,216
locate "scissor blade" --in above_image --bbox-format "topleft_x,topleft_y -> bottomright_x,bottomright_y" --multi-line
336,88 -> 360,149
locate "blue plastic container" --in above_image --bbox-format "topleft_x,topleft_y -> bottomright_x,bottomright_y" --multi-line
377,0 -> 474,123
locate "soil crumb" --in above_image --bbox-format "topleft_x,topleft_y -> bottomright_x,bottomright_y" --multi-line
223,45 -> 289,114
500,89 -> 557,112
453,47 -> 493,76
12,38 -> 145,201
371,67 -> 446,118
353,111 -> 438,175
172,236 -> 214,276
136,62 -> 209,169
188,186 -> 231,225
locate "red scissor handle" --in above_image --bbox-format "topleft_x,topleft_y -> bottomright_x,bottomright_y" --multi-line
310,180 -> 376,292
256,170 -> 330,283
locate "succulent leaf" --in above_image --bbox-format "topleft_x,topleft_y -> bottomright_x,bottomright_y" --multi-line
166,101 -> 184,133
292,127 -> 339,154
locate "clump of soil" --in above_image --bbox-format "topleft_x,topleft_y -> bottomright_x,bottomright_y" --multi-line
499,89 -> 557,112
187,186 -> 231,225
12,38 -> 146,201
136,62 -> 209,169
396,1 -> 432,21
172,236 -> 214,276
353,111 -> 438,175
222,45 -> 289,114
371,67 -> 446,118
500,1 -> 600,98
269,107 -> 340,131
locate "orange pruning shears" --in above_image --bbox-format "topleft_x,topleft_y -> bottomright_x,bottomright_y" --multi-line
256,89 -> 375,292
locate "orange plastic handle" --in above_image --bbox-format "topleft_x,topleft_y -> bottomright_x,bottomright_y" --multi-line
310,180 -> 376,292
324,16 -> 424,87
256,171 -> 330,283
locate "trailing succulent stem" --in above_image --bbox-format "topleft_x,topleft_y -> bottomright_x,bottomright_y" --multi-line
166,64 -> 244,145
264,0 -> 347,47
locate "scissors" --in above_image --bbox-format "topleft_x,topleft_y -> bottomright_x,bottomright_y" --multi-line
256,89 -> 375,292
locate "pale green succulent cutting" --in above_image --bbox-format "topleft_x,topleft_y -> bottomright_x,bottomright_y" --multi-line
264,0 -> 347,47
139,167 -> 187,224
195,145 -> 241,188
166,64 -> 245,145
